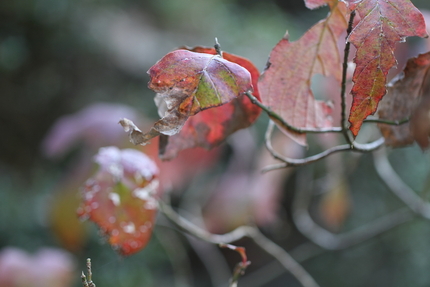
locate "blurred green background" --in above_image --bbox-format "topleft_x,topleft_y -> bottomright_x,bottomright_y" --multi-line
1,0 -> 430,286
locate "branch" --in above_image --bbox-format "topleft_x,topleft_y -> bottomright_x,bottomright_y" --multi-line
262,121 -> 384,171
159,201 -> 320,287
364,118 -> 409,125
154,228 -> 193,287
245,91 -> 342,134
373,147 -> 430,219
292,169 -> 414,250
340,10 -> 356,145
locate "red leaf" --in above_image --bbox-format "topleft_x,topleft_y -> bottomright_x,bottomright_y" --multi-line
159,47 -> 261,160
378,52 -> 430,149
344,0 -> 427,136
77,147 -> 159,256
121,50 -> 253,146
258,1 -> 347,145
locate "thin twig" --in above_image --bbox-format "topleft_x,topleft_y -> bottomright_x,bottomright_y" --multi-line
262,121 -> 384,171
81,258 -> 96,287
251,229 -> 320,287
160,201 -> 253,244
373,147 -> 430,219
154,228 -> 193,287
364,118 -> 409,125
81,272 -> 89,287
340,10 -> 356,146
245,91 -> 343,134
292,168 -> 415,250
159,201 -> 320,287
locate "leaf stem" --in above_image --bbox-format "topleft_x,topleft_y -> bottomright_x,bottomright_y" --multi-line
245,91 -> 342,134
340,10 -> 356,146
214,37 -> 223,57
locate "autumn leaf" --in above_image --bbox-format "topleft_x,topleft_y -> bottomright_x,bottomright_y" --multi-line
77,147 -> 159,256
258,0 -> 347,145
122,49 -> 253,146
344,0 -> 427,136
378,52 -> 430,149
158,47 -> 261,160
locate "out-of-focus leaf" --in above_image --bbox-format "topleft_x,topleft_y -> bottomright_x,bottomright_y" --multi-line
378,52 -> 430,149
77,147 -> 159,256
42,103 -> 141,158
319,177 -> 351,231
158,46 -> 261,160
305,0 -> 333,9
0,247 -> 75,287
344,0 -> 427,136
122,50 -> 253,146
258,1 -> 347,145
50,188 -> 88,253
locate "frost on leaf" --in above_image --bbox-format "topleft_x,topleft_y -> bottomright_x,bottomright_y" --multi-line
77,146 -> 159,256
344,0 -> 428,136
122,50 -> 253,147
378,52 -> 430,149
258,1 -> 347,145
158,47 -> 261,160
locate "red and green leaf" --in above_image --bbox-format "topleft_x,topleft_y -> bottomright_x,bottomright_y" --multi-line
344,0 -> 427,136
258,0 -> 347,145
77,147 -> 159,256
158,47 -> 261,160
378,52 -> 430,149
121,50 -> 253,146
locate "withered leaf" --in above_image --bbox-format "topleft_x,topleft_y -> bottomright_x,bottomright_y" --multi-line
378,52 -> 430,149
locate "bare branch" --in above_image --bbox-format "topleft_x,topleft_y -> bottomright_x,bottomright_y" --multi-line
245,91 -> 342,134
154,228 -> 193,287
373,147 -> 430,219
160,201 -> 253,244
159,201 -> 320,287
250,229 -> 320,287
262,121 -> 385,171
364,117 -> 409,126
292,169 -> 414,250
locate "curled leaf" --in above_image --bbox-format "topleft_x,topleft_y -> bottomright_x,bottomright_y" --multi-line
159,47 -> 261,160
125,50 -> 253,146
378,52 -> 430,149
77,146 -> 159,256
